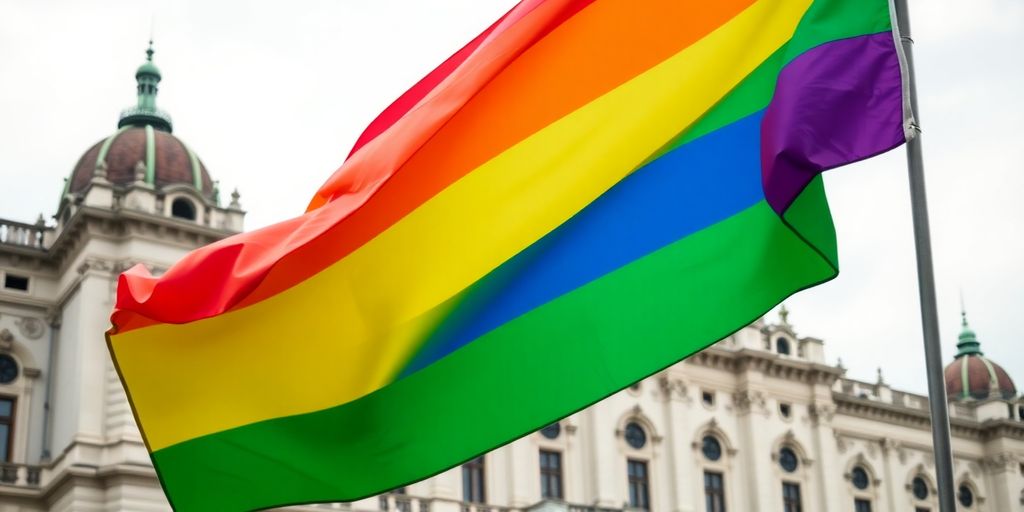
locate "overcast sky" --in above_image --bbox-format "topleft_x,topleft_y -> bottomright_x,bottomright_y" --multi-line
1,0 -> 1021,395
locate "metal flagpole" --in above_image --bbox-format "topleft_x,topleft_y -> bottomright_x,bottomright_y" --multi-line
892,0 -> 957,510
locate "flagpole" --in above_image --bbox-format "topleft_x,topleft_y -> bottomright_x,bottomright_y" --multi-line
892,0 -> 957,510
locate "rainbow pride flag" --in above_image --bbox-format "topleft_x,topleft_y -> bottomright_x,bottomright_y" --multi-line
108,0 -> 910,509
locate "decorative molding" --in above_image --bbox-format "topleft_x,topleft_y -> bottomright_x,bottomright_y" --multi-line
0,328 -> 12,351
657,374 -> 689,402
14,317 -> 45,340
76,257 -> 116,275
733,390 -> 767,416
981,452 -> 1020,472
834,431 -> 849,454
808,402 -> 837,425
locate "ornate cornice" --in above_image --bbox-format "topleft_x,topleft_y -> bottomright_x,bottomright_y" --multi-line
687,346 -> 843,386
834,393 -> 1024,441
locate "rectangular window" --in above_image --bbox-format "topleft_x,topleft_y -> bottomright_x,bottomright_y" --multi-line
0,397 -> 14,462
627,459 -> 650,510
539,450 -> 563,499
3,274 -> 28,291
703,471 -> 726,512
854,498 -> 872,512
914,509 -> 930,512
782,482 -> 801,512
462,456 -> 486,503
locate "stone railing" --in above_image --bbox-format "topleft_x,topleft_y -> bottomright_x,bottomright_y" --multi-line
0,462 -> 43,487
529,500 -> 622,512
378,494 -> 432,512
460,503 -> 515,512
0,218 -> 50,249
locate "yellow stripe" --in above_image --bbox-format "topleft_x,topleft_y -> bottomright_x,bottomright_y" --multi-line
112,0 -> 811,452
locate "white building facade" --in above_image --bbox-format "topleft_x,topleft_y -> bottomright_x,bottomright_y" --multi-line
1,48 -> 1022,512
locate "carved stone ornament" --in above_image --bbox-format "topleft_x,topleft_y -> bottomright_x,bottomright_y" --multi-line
733,390 -> 767,415
15,317 -> 44,340
134,160 -> 147,182
834,432 -> 849,454
0,328 -> 12,351
657,375 -> 689,401
77,257 -> 117,275
808,403 -> 836,425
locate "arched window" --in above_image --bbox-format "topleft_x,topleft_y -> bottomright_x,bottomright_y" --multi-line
624,422 -> 647,449
701,435 -> 722,461
779,447 -> 799,473
171,197 -> 197,220
911,476 -> 929,501
776,337 -> 791,355
957,484 -> 974,508
539,422 -> 561,440
851,466 -> 870,490
0,355 -> 18,384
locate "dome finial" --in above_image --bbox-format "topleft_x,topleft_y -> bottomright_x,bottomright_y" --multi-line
146,39 -> 155,62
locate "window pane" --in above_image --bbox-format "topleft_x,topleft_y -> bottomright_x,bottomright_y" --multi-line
704,471 -> 725,512
540,450 -> 563,500
462,457 -> 485,503
0,399 -> 11,418
782,483 -> 801,512
854,499 -> 871,512
627,460 -> 649,510
0,424 -> 8,461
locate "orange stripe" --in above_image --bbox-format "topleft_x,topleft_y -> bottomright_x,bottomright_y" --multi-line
113,0 -> 754,329
241,0 -> 753,308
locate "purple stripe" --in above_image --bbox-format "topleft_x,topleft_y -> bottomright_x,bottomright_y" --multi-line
761,32 -> 906,214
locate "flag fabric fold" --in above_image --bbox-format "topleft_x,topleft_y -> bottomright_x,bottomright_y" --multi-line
107,0 -> 909,509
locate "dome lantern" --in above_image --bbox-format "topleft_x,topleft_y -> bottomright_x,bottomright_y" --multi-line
955,309 -> 982,357
118,41 -> 173,132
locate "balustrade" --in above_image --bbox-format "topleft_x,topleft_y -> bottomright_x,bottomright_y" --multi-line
0,218 -> 50,249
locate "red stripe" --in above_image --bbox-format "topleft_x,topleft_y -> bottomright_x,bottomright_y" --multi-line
112,0 -> 596,332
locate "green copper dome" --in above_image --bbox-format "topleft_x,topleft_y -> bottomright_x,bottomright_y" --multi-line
944,309 -> 1017,401
136,60 -> 161,79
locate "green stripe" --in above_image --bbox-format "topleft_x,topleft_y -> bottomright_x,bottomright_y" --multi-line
61,126 -> 130,206
151,194 -> 836,511
145,125 -> 156,184
977,356 -> 999,392
184,143 -> 203,190
96,126 -> 131,168
961,354 -> 971,398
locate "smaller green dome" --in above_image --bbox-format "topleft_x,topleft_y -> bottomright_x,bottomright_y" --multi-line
135,41 -> 161,78
136,60 -> 161,79
956,309 -> 982,357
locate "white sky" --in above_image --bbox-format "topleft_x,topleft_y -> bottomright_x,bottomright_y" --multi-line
1,0 -> 1021,395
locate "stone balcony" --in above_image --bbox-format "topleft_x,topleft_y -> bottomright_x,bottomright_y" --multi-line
0,217 -> 53,250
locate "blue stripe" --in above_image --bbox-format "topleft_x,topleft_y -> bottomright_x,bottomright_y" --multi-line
400,110 -> 767,378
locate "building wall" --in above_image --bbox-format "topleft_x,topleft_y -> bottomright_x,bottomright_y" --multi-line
1,188 -> 1022,511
